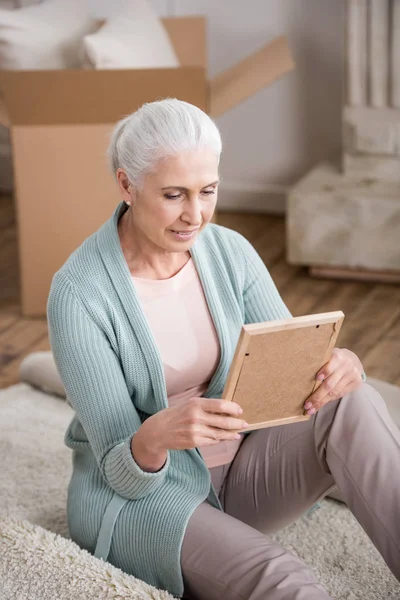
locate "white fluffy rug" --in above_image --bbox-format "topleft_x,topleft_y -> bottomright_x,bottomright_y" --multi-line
0,518 -> 177,600
0,383 -> 399,599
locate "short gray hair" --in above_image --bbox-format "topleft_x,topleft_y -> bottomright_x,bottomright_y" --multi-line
107,98 -> 222,190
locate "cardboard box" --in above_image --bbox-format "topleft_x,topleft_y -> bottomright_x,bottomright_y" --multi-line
0,16 -> 294,316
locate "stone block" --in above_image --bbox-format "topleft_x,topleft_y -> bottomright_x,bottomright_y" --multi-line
343,105 -> 400,155
343,152 -> 400,182
286,161 -> 400,271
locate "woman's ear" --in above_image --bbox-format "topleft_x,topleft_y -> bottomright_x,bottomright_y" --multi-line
116,168 -> 133,204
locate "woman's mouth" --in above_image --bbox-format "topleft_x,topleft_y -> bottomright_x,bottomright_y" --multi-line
169,229 -> 198,240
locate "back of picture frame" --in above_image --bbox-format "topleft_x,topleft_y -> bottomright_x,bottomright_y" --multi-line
222,311 -> 345,431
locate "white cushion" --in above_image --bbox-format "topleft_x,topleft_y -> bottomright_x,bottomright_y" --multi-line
20,351 -> 67,400
82,0 -> 179,70
0,0 -> 98,69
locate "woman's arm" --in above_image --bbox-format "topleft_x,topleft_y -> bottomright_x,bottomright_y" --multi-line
233,231 -> 292,323
47,272 -> 170,500
232,232 -> 367,382
131,424 -> 168,472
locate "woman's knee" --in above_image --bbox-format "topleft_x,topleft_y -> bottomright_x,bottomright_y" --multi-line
314,382 -> 395,464
317,382 -> 387,430
336,382 -> 390,426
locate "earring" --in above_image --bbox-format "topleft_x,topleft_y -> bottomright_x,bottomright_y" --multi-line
125,200 -> 131,206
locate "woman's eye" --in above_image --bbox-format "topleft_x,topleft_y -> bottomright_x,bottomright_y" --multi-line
164,189 -> 215,200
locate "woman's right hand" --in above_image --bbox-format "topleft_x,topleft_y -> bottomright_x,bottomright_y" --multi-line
141,397 -> 249,452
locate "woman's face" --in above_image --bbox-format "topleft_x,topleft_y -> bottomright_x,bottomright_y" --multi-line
118,148 -> 219,253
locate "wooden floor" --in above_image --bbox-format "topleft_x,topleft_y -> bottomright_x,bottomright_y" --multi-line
1,195 -> 400,389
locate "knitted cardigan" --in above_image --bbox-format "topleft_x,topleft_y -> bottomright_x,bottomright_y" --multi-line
47,201 -> 291,598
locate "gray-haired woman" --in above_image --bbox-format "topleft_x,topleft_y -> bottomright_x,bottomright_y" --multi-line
47,98 -> 400,600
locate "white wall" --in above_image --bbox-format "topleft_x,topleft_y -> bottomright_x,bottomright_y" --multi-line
174,1 -> 345,212
92,0 -> 345,213
87,0 -> 171,18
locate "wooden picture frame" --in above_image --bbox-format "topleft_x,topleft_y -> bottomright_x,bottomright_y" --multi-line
222,311 -> 345,431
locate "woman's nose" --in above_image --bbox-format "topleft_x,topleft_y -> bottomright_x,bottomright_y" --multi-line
182,199 -> 202,224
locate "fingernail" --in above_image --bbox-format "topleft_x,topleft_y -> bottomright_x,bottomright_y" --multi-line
307,407 -> 316,415
317,374 -> 325,381
242,422 -> 249,428
304,401 -> 312,409
238,408 -> 243,414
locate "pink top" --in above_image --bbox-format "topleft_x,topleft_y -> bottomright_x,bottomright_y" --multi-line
132,257 -> 244,469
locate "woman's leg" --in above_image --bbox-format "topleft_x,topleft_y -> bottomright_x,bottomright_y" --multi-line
220,382 -> 400,580
181,500 -> 332,600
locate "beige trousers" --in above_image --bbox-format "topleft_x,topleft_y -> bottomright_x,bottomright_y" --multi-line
180,383 -> 400,599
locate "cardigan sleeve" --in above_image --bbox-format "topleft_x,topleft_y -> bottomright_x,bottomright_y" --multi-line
47,273 -> 170,501
232,231 -> 292,323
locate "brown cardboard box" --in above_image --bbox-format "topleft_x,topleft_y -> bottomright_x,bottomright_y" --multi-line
0,16 -> 294,316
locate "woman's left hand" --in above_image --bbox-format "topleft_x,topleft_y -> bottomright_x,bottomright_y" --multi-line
304,348 -> 364,415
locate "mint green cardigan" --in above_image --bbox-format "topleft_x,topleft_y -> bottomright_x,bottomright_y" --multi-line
47,202 -> 291,598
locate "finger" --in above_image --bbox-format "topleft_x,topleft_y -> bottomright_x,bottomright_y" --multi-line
338,380 -> 360,397
315,360 -> 363,403
327,368 -> 363,397
205,413 -> 249,432
305,371 -> 348,413
315,348 -> 341,381
202,398 -> 243,416
316,348 -> 357,384
308,370 -> 344,406
305,361 -> 364,414
316,373 -> 356,411
206,426 -> 242,442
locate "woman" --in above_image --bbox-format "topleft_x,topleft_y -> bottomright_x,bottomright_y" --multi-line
47,99 -> 400,600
